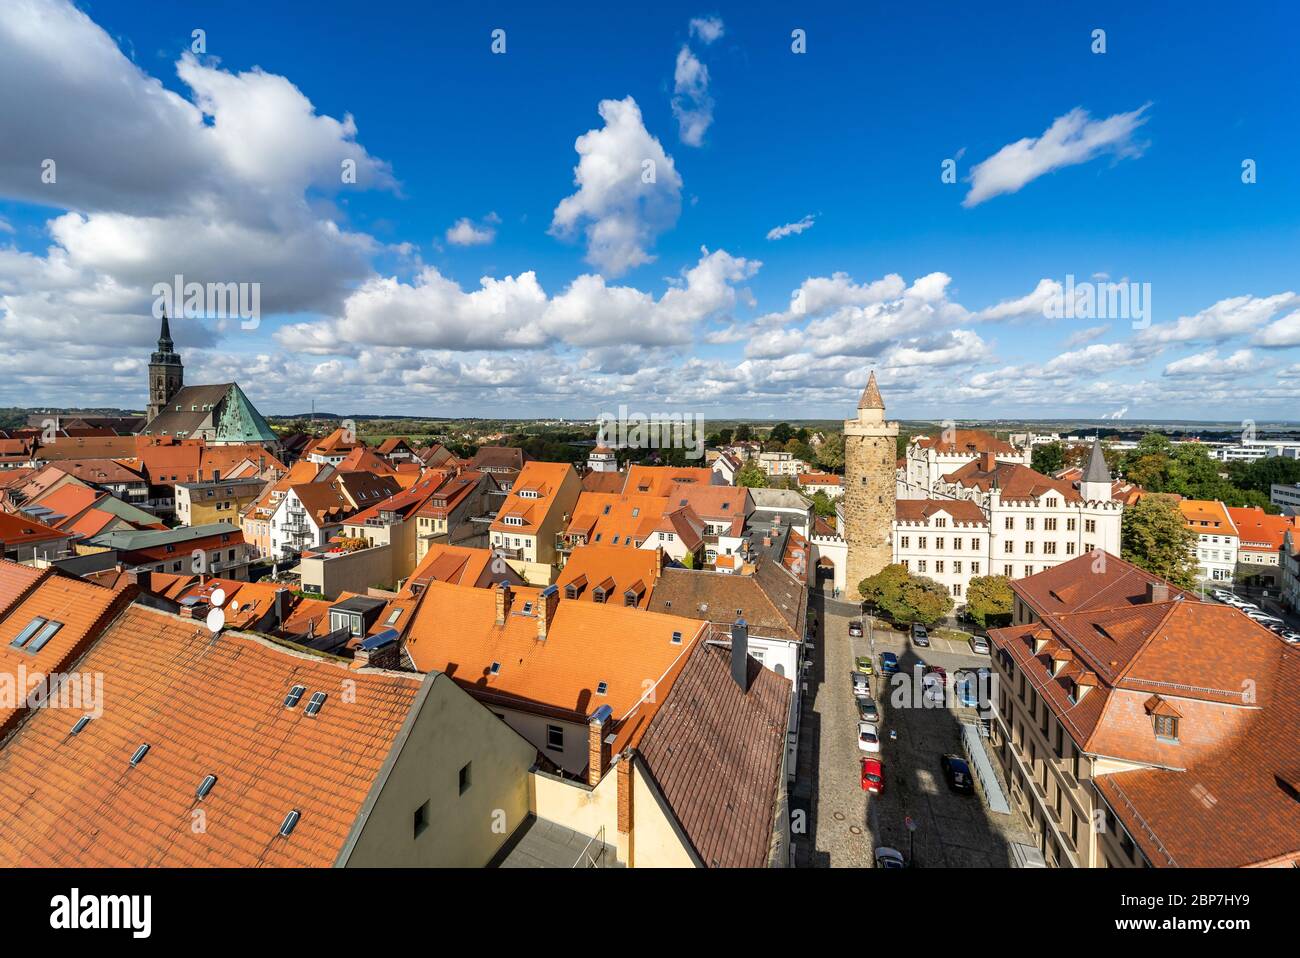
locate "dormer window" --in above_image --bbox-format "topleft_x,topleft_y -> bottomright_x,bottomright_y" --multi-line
1154,715 -> 1179,741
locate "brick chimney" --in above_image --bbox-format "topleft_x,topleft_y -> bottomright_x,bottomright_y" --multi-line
538,584 -> 559,641
495,581 -> 512,626
980,451 -> 996,472
1146,581 -> 1169,603
127,568 -> 152,592
273,587 -> 292,626
731,617 -> 750,692
587,704 -> 613,786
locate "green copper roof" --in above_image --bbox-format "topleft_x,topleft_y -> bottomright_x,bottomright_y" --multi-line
213,383 -> 278,443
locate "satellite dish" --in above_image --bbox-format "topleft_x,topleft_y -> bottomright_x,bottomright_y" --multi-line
210,587 -> 227,607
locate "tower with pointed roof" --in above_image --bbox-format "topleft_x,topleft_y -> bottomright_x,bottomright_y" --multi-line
844,371 -> 899,593
1079,438 -> 1113,503
147,310 -> 184,423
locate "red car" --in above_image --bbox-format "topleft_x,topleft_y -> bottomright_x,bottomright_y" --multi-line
861,757 -> 884,793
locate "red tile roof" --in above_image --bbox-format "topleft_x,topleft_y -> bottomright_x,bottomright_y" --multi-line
942,459 -> 1079,503
0,510 -> 69,547
0,603 -> 424,867
895,498 -> 988,525
1226,506 -> 1295,553
916,429 -> 1015,455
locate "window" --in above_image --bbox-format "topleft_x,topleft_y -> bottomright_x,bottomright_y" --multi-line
11,616 -> 47,648
1024,541 -> 1034,554
546,724 -> 564,752
971,537 -> 980,550
953,537 -> 962,550
1004,540 -> 1014,554
917,560 -> 927,573
280,810 -> 301,837
1003,564 -> 1014,576
1045,518 -> 1057,531
900,536 -> 910,549
1044,541 -> 1057,555
284,685 -> 306,708
1066,542 -> 1076,555
30,620 -> 64,652
305,691 -> 327,716
1085,519 -> 1096,533
1067,518 -> 1077,531
196,774 -> 218,799
1154,715 -> 1179,741
952,583 -> 962,597
935,537 -> 944,550
1025,518 -> 1035,531
935,561 -> 944,573
1005,517 -> 1015,530
671,630 -> 682,644
596,681 -> 608,695
953,561 -> 962,573
459,762 -> 472,795
918,536 -> 927,549
971,562 -> 980,574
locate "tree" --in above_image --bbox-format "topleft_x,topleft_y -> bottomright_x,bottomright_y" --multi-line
734,424 -> 752,441
1120,494 -> 1199,588
769,422 -> 794,444
1031,442 -> 1065,476
964,575 -> 1013,627
735,462 -> 768,488
858,563 -> 953,626
785,438 -> 816,463
716,427 -> 734,446
809,489 -> 837,518
816,432 -> 845,472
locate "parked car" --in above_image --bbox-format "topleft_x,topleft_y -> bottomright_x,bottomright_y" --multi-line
857,722 -> 881,753
911,623 -> 930,647
924,664 -> 947,683
874,847 -> 906,869
922,676 -> 946,707
940,754 -> 975,794
855,655 -> 874,675
860,757 -> 884,793
857,697 -> 880,723
848,620 -> 864,637
880,651 -> 899,675
1281,631 -> 1300,644
1212,589 -> 1236,602
852,671 -> 871,699
970,634 -> 990,654
956,676 -> 980,708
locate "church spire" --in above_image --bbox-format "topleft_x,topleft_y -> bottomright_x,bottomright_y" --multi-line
157,309 -> 174,352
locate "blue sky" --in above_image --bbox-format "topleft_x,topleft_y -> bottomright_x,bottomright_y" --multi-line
0,0 -> 1297,421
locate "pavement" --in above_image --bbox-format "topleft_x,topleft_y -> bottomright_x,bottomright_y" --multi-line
792,594 -> 1033,868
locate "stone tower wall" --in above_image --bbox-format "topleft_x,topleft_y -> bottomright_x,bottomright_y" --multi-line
844,420 -> 898,596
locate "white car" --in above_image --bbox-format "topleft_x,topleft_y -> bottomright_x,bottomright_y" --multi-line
857,722 -> 881,753
1212,590 -> 1235,602
852,672 -> 871,699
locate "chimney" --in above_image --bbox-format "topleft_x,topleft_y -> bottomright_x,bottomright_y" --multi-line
273,587 -> 292,626
127,568 -> 152,593
1146,581 -> 1169,603
587,704 -> 613,786
731,617 -> 750,692
538,584 -> 559,641
495,581 -> 512,626
980,451 -> 996,472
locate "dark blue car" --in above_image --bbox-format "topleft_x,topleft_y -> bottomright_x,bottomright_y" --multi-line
880,652 -> 899,675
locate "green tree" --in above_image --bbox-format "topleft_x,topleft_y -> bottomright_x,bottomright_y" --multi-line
964,575 -> 1014,627
769,422 -> 794,444
816,432 -> 845,472
1120,494 -> 1199,588
785,438 -> 816,463
734,424 -> 752,441
858,563 -> 953,626
716,427 -> 734,446
735,462 -> 768,488
808,490 -> 837,518
1031,442 -> 1065,475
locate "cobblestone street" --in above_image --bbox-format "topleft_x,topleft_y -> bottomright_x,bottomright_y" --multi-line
793,594 -> 1033,867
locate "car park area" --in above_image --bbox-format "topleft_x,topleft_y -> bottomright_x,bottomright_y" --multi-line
793,595 -> 1033,868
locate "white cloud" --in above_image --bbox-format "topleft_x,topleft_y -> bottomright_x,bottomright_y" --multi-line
1062,324 -> 1111,349
766,215 -> 815,241
689,16 -> 725,44
0,217 -> 12,233
1163,348 -> 1258,377
963,104 -> 1151,207
550,97 -> 683,276
1043,341 -> 1152,375
445,216 -> 496,246
672,46 -> 714,147
277,248 -> 759,354
1252,309 -> 1300,348
973,278 -> 1063,323
1139,292 -> 1299,344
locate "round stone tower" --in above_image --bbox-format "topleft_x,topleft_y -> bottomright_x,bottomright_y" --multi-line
843,370 -> 898,596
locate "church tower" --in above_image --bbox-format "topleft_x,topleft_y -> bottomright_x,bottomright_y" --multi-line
147,311 -> 184,423
843,371 -> 899,595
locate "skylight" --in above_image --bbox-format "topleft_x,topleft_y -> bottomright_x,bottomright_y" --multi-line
490,661 -> 501,675
130,744 -> 150,767
196,774 -> 217,799
596,681 -> 608,695
284,685 -> 306,708
279,809 -> 300,837
10,616 -> 47,648
304,691 -> 327,716
671,631 -> 682,644
71,715 -> 91,735
26,620 -> 63,653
